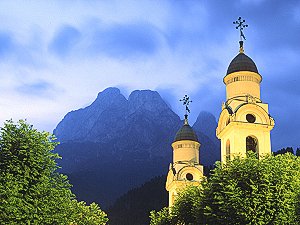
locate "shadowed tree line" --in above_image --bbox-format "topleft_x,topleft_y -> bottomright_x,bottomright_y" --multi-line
107,176 -> 168,225
273,146 -> 300,156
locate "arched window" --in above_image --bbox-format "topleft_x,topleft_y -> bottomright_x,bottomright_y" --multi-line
226,139 -> 230,160
246,136 -> 258,154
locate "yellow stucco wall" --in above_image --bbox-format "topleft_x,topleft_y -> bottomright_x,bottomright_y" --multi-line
219,123 -> 273,162
172,140 -> 200,163
166,166 -> 203,207
217,69 -> 274,163
224,71 -> 262,100
166,139 -> 204,207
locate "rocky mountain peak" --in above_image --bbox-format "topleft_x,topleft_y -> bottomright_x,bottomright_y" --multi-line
193,111 -> 218,138
128,90 -> 169,114
54,88 -> 179,143
54,87 -> 127,142
96,87 -> 121,99
91,87 -> 126,109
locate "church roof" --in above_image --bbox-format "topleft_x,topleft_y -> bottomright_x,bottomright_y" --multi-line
174,123 -> 198,142
226,52 -> 258,75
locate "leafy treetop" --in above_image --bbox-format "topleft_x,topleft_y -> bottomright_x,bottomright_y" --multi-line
150,152 -> 300,225
0,120 -> 108,225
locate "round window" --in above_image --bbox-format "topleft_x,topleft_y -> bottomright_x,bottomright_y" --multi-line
246,114 -> 256,123
186,173 -> 193,181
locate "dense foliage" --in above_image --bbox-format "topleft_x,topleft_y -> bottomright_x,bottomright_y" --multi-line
150,153 -> 300,225
0,120 -> 108,224
70,201 -> 108,225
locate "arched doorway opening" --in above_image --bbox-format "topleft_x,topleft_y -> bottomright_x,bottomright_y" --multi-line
246,136 -> 258,154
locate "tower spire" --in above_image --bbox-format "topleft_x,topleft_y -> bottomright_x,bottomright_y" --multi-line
233,17 -> 248,53
179,95 -> 192,125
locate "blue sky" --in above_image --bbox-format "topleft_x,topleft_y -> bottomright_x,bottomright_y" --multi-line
0,0 -> 299,150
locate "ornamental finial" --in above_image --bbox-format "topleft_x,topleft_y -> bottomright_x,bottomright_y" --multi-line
180,95 -> 192,124
233,17 -> 248,53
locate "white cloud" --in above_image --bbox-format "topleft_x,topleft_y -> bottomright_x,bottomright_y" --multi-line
0,0 -> 299,150
0,0 -> 215,132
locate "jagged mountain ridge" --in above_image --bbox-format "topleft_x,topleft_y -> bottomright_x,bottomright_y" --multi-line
54,87 -> 220,208
54,88 -> 179,147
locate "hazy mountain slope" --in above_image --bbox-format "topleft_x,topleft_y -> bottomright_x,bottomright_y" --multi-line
193,111 -> 221,166
54,87 -> 220,208
54,87 -> 128,143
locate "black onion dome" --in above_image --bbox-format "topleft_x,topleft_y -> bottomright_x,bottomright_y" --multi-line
174,124 -> 198,142
226,53 -> 258,75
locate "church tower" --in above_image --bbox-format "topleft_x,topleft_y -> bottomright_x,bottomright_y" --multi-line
166,96 -> 204,207
216,17 -> 274,162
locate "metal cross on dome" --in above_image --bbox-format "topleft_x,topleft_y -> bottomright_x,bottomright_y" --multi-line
233,17 -> 248,41
180,95 -> 192,115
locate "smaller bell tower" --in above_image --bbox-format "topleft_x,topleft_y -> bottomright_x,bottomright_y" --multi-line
166,95 -> 204,207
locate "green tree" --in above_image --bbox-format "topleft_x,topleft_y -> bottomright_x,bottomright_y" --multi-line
0,120 -> 108,224
296,148 -> 300,157
70,201 -> 108,225
150,153 -> 300,225
150,207 -> 171,225
170,185 -> 205,225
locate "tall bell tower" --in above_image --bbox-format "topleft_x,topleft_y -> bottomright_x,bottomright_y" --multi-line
166,95 -> 204,207
216,17 -> 275,162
